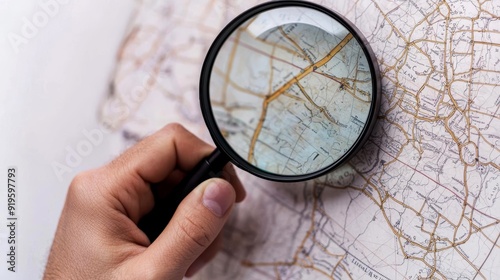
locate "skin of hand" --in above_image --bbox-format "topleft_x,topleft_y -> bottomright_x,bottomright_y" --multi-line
44,124 -> 246,280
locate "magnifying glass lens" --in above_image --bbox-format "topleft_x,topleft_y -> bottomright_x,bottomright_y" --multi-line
207,5 -> 376,178
140,2 -> 381,241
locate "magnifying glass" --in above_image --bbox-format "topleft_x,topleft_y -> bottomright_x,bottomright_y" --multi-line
139,0 -> 381,241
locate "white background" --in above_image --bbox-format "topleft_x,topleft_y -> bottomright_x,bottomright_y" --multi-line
0,1 -> 136,278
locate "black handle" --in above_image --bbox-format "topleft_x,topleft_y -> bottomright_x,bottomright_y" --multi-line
138,148 -> 230,242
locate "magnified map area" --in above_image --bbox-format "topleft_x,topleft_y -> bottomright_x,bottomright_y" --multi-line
210,7 -> 374,176
103,0 -> 500,278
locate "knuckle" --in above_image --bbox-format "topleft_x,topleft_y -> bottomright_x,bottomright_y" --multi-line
175,214 -> 212,250
67,169 -> 104,205
69,171 -> 93,193
162,122 -> 185,134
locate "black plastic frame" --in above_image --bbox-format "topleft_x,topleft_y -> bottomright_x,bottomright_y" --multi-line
200,0 -> 381,182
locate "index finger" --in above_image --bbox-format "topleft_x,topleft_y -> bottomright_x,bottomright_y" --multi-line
104,123 -> 245,220
109,124 -> 231,181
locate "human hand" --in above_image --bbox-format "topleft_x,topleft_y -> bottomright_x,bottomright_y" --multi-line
44,124 -> 245,279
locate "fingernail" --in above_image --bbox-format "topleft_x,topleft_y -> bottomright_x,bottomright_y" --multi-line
203,180 -> 233,217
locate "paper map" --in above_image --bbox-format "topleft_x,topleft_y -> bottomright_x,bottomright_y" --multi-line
100,0 -> 500,279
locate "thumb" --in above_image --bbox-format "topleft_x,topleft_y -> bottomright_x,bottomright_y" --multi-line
141,178 -> 236,279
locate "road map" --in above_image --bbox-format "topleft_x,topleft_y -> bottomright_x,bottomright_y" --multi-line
209,6 -> 373,176
100,0 -> 500,279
